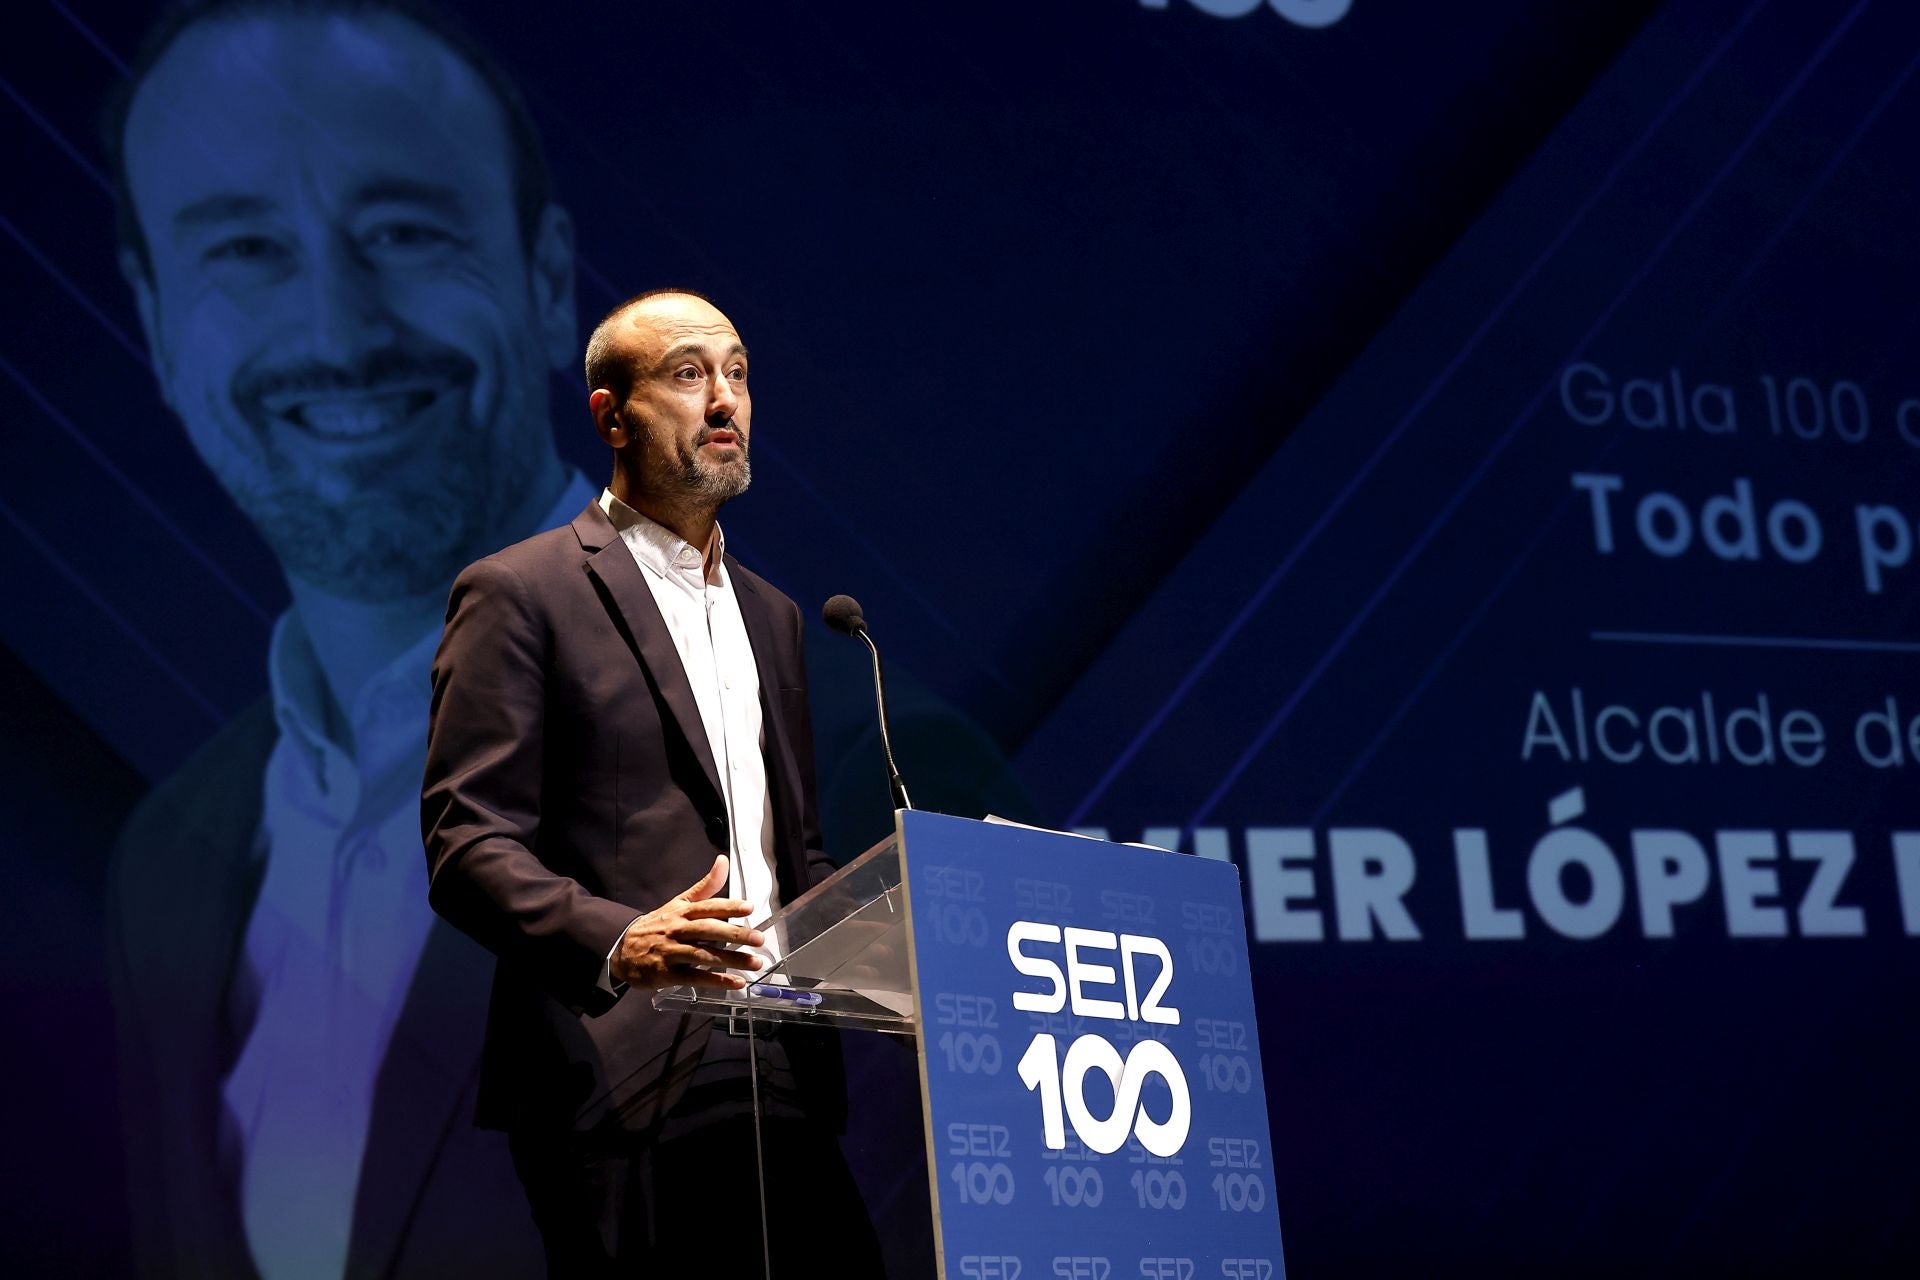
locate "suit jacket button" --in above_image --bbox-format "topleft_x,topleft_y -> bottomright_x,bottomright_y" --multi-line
706,816 -> 727,844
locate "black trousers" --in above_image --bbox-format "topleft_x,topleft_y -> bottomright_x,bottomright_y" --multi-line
507,1115 -> 886,1278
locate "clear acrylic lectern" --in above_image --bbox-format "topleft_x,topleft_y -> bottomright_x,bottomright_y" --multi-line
654,824 -> 934,1277
656,827 -> 913,1035
656,811 -> 1284,1277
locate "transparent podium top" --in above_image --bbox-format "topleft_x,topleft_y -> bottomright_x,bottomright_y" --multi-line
654,827 -> 916,1035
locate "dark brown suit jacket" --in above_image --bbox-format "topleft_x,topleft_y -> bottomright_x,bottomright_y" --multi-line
421,500 -> 842,1134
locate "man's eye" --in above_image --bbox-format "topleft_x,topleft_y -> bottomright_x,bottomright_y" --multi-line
363,222 -> 456,255
675,367 -> 702,381
203,235 -> 287,264
727,367 -> 748,382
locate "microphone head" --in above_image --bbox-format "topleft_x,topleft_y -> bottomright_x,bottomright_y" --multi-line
822,594 -> 867,636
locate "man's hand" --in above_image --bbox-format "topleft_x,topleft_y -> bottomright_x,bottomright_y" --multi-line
610,855 -> 767,990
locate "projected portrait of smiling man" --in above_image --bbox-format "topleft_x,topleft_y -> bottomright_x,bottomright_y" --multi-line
118,6 -> 571,602
105,1 -> 579,1275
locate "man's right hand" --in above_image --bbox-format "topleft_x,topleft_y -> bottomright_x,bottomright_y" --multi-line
610,855 -> 767,989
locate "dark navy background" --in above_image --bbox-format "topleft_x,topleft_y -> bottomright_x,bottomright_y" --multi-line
4,0 -> 1916,1274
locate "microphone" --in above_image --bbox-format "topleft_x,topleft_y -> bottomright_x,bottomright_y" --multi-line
822,594 -> 912,811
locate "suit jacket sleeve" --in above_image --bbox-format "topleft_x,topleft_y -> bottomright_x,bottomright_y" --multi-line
422,556 -> 636,1016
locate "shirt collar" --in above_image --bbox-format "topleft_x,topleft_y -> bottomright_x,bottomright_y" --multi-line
598,488 -> 726,585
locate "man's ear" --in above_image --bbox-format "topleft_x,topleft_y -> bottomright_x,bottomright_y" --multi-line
530,203 -> 577,373
118,248 -> 177,411
589,387 -> 624,448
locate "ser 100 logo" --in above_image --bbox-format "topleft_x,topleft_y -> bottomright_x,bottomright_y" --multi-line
1140,0 -> 1352,28
1007,922 -> 1192,1157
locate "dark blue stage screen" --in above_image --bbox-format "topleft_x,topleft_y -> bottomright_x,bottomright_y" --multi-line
2,0 -> 1915,1275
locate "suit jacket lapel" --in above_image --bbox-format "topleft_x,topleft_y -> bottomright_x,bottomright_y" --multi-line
571,503 -> 726,808
344,920 -> 493,1279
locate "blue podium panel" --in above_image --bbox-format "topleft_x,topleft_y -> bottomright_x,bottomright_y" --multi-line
902,811 -> 1286,1280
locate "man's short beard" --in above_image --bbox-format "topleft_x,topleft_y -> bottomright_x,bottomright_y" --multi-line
679,448 -> 751,504
215,331 -> 536,602
662,423 -> 751,505
251,489 -> 472,600
226,440 -> 521,602
212,416 -> 533,606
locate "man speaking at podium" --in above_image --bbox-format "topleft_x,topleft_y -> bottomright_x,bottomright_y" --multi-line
422,289 -> 882,1276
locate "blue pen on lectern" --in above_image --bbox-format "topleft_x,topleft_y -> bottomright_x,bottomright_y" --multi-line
748,983 -> 823,1006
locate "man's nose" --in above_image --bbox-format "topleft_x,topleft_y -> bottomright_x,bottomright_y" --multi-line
707,375 -> 738,422
299,240 -> 398,366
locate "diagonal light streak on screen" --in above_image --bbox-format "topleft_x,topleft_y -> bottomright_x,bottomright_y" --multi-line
1182,0 -> 1874,834
45,0 -> 131,74
0,493 -> 225,724
1304,35 -> 1920,829
0,71 -> 112,191
575,256 -> 622,308
0,352 -> 275,624
1688,42 -> 1920,342
1,200 -> 276,623
0,214 -> 146,362
1308,451 -> 1617,830
1064,0 -> 1775,827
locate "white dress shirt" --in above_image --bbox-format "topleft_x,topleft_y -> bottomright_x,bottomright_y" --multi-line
221,474 -> 596,1280
597,490 -> 780,988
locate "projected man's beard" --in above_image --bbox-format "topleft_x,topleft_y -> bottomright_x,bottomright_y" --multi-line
216,338 -> 541,602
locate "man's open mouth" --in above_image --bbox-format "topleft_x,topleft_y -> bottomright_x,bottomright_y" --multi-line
259,385 -> 448,441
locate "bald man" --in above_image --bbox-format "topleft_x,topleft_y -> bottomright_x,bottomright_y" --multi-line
422,290 -> 882,1275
